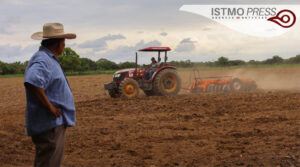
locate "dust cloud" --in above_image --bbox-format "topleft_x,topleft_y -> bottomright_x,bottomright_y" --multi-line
179,67 -> 300,91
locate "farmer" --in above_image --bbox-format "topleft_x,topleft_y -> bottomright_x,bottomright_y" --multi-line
24,23 -> 76,167
145,57 -> 158,80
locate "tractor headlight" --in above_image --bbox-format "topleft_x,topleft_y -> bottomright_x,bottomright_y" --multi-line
114,73 -> 121,78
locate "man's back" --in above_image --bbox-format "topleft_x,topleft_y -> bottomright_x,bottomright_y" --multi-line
25,46 -> 75,136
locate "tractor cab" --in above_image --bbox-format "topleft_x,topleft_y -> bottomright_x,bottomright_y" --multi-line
137,47 -> 172,81
139,47 -> 170,65
104,46 -> 181,98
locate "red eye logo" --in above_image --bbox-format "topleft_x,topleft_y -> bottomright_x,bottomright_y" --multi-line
268,9 -> 296,28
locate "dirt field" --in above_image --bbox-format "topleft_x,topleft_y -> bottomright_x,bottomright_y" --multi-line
0,67 -> 299,166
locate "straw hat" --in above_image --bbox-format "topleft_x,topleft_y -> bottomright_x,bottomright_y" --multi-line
31,23 -> 76,40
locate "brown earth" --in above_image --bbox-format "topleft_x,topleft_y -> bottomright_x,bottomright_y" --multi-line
0,67 -> 299,166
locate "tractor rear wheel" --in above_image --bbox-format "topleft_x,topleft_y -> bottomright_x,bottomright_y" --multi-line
153,69 -> 181,96
119,78 -> 139,98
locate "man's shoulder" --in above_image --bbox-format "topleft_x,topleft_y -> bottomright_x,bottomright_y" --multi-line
29,50 -> 52,65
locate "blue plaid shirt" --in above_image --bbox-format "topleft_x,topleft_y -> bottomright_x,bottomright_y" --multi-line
24,46 -> 76,136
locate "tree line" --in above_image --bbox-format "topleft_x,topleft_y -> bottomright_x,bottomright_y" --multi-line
169,55 -> 300,68
1,47 -> 300,75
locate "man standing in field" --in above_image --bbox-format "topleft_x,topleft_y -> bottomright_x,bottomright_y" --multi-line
24,23 -> 76,167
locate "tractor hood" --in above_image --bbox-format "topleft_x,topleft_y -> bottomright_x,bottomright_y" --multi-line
114,68 -> 135,74
113,68 -> 136,79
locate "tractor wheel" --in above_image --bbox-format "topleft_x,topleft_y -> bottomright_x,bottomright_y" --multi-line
153,69 -> 181,96
108,89 -> 121,98
230,78 -> 244,92
119,78 -> 139,98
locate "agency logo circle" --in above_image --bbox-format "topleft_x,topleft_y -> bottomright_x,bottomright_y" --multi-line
267,9 -> 296,28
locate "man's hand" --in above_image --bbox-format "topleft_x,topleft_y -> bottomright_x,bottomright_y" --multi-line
49,105 -> 62,118
25,83 -> 62,119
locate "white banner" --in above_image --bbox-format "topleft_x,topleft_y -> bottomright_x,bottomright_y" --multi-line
180,5 -> 299,37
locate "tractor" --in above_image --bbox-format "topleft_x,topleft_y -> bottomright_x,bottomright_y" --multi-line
104,47 -> 181,98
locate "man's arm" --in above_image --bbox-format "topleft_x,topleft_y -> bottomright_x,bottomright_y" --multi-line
25,83 -> 61,118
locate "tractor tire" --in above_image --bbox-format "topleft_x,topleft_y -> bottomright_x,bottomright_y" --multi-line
108,89 -> 121,98
119,78 -> 139,98
230,78 -> 244,92
153,69 -> 181,96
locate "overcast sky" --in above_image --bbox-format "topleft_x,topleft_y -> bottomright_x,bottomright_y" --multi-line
0,0 -> 300,63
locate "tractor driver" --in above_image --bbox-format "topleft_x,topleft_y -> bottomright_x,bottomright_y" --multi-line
145,57 -> 158,80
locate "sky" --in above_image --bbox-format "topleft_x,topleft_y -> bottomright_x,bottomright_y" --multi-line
0,0 -> 300,64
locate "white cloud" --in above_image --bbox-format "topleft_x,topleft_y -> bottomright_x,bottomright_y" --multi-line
160,32 -> 168,36
78,34 -> 126,51
175,38 -> 196,52
81,40 -> 161,63
0,0 -> 300,63
0,44 -> 37,63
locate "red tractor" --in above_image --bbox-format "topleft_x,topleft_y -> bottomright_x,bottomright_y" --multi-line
104,47 -> 181,98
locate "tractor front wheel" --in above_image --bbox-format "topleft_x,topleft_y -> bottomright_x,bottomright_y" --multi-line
119,78 -> 139,98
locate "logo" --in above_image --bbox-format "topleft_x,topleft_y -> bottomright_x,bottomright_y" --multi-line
179,5 -> 300,37
267,10 -> 296,28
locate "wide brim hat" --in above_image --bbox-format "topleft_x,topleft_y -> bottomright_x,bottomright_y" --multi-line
31,22 -> 76,40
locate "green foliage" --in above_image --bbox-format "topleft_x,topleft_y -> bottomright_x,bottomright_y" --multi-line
228,60 -> 246,66
80,58 -> 97,71
286,55 -> 300,64
0,61 -> 27,75
216,57 -> 229,66
169,60 -> 192,68
58,47 -> 81,72
1,46 -> 300,76
248,60 -> 260,65
96,58 -> 119,70
263,55 -> 284,64
119,61 -> 137,69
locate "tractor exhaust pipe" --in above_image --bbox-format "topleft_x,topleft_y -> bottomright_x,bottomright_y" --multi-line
135,52 -> 138,77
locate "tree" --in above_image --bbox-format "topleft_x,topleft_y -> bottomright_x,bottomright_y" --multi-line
263,55 -> 283,65
80,58 -> 97,71
286,55 -> 300,64
96,58 -> 118,70
228,60 -> 246,66
216,57 -> 229,66
119,62 -> 136,69
58,47 -> 81,72
248,60 -> 260,65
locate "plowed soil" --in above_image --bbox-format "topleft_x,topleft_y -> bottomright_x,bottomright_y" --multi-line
0,67 -> 299,166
